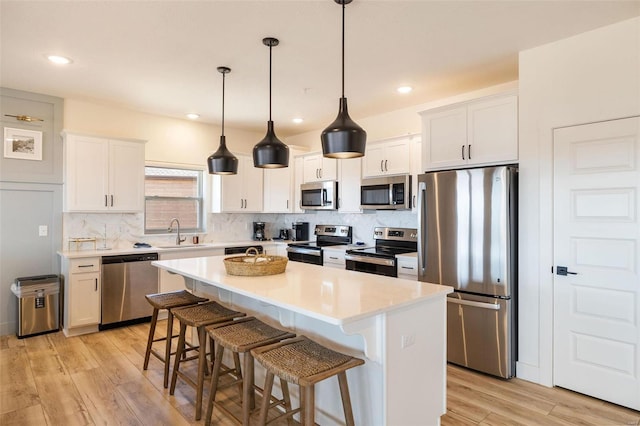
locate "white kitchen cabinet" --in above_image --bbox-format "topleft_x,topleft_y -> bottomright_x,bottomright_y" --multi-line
263,148 -> 305,213
323,248 -> 346,269
212,154 -> 263,213
362,136 -> 412,178
62,257 -> 101,336
303,153 -> 337,183
410,136 -> 422,212
63,132 -> 146,212
159,248 -> 223,294
396,254 -> 418,280
293,156 -> 305,213
421,93 -> 518,170
337,157 -> 362,213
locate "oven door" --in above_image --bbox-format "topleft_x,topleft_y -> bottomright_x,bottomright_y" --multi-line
345,253 -> 397,277
300,181 -> 337,210
287,247 -> 323,265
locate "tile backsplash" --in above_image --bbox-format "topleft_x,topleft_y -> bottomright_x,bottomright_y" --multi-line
62,210 -> 418,249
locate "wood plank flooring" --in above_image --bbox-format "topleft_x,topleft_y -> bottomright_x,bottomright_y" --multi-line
1,321 -> 638,425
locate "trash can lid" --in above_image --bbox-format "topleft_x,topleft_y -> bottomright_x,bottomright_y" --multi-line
15,274 -> 59,286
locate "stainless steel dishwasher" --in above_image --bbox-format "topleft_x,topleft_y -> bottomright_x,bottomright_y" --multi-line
101,252 -> 159,328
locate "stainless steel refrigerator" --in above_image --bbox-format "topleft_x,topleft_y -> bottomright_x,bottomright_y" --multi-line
417,165 -> 517,378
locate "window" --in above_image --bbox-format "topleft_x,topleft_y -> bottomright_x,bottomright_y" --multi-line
144,166 -> 204,234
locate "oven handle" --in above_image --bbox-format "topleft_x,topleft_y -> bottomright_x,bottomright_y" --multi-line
345,254 -> 395,267
286,247 -> 322,256
447,298 -> 500,310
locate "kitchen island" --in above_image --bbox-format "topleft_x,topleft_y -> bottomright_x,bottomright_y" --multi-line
153,255 -> 452,426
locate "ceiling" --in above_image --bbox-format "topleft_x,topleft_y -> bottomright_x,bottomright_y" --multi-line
1,1 -> 639,137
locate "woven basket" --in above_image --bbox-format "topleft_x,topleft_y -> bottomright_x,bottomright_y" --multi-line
224,247 -> 288,276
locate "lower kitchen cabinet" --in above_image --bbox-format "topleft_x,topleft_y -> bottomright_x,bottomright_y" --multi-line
62,257 -> 101,336
323,248 -> 346,269
397,254 -> 418,280
159,248 -> 223,294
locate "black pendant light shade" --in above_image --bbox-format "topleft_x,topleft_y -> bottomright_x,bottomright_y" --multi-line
253,37 -> 289,168
321,0 -> 366,159
208,66 -> 238,175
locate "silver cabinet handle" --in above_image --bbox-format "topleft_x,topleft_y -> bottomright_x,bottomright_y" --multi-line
110,194 -> 114,207
95,278 -> 98,292
319,168 -> 322,179
286,199 -> 289,209
104,195 -> 108,207
461,145 -> 465,160
78,264 -> 95,268
401,266 -> 415,270
468,144 -> 471,159
412,195 -> 416,208
380,160 -> 384,172
447,298 -> 500,310
329,256 -> 339,260
384,159 -> 388,171
240,199 -> 243,209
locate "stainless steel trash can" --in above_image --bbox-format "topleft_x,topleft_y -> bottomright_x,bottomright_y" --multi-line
11,274 -> 60,338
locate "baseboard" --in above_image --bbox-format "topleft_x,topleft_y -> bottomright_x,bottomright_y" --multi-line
0,320 -> 16,337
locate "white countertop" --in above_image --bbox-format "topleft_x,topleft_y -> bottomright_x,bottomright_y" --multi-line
57,240 -> 291,259
152,255 -> 451,326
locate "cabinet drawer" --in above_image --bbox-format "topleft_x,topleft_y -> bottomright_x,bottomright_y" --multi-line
397,258 -> 418,278
69,258 -> 100,273
323,250 -> 346,267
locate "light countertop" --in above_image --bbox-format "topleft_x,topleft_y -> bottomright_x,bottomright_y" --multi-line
57,240 -> 292,259
396,252 -> 418,260
152,255 -> 451,325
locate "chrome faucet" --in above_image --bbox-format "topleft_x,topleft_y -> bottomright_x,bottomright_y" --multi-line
168,218 -> 186,245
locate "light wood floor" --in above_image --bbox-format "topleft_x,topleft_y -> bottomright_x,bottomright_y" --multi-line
1,321 -> 638,425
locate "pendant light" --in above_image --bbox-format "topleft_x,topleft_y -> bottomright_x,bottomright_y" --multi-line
207,66 -> 238,175
321,0 -> 366,159
253,37 -> 289,168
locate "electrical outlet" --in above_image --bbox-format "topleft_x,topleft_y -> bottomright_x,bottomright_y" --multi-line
38,225 -> 48,237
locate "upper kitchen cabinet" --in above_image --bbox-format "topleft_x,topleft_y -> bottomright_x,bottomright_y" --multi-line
362,135 -> 413,177
263,148 -> 305,213
337,157 -> 362,213
212,154 -> 263,213
420,93 -> 518,171
302,153 -> 337,183
63,132 -> 145,212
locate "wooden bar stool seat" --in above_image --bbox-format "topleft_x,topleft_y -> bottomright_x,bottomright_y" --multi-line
170,301 -> 246,420
251,336 -> 364,426
143,290 -> 208,388
203,317 -> 296,426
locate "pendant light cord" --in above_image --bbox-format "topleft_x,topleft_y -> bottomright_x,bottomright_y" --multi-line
221,71 -> 225,136
341,1 -> 345,98
269,43 -> 273,121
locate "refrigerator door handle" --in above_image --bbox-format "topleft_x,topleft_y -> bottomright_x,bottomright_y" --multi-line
418,181 -> 427,275
447,298 -> 501,310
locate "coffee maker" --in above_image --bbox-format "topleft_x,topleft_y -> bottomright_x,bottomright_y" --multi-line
291,222 -> 309,241
253,222 -> 266,241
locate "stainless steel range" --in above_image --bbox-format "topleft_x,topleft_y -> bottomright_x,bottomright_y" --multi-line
287,225 -> 352,265
345,227 -> 417,277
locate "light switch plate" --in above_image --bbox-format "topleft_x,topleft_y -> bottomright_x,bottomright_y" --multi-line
38,225 -> 48,237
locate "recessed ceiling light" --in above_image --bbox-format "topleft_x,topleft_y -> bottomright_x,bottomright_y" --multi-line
186,113 -> 200,120
397,86 -> 413,94
292,118 -> 304,124
47,55 -> 72,65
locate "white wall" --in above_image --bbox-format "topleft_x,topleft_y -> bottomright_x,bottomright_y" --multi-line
517,17 -> 640,385
64,98 -> 263,167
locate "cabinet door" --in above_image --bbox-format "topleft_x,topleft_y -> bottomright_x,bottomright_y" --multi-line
303,155 -> 321,182
362,144 -> 386,177
338,157 -> 362,212
69,272 -> 100,327
467,95 -> 518,165
108,140 -> 145,211
65,135 -> 109,211
293,156 -> 304,213
410,137 -> 422,212
263,167 -> 291,212
422,106 -> 467,170
242,156 -> 263,212
383,140 -> 411,175
218,156 -> 245,212
319,157 -> 337,181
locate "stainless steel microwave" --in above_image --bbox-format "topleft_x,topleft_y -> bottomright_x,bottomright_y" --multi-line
360,175 -> 411,210
300,181 -> 338,210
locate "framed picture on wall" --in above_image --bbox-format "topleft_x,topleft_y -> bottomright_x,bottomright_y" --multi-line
3,127 -> 42,161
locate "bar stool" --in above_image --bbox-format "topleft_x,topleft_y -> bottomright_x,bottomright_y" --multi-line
203,317 -> 296,426
251,336 -> 364,426
170,301 -> 246,420
143,290 -> 208,388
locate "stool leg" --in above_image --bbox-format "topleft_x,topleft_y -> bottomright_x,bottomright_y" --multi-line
163,310 -> 174,388
280,379 -> 293,426
302,385 -> 315,426
143,308 -> 159,370
258,371 -> 275,425
233,351 -> 243,402
338,372 -> 356,426
204,343 -> 226,426
195,326 -> 207,420
242,352 -> 253,425
170,323 -> 187,395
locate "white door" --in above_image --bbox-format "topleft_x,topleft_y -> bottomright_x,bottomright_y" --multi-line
553,116 -> 640,410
